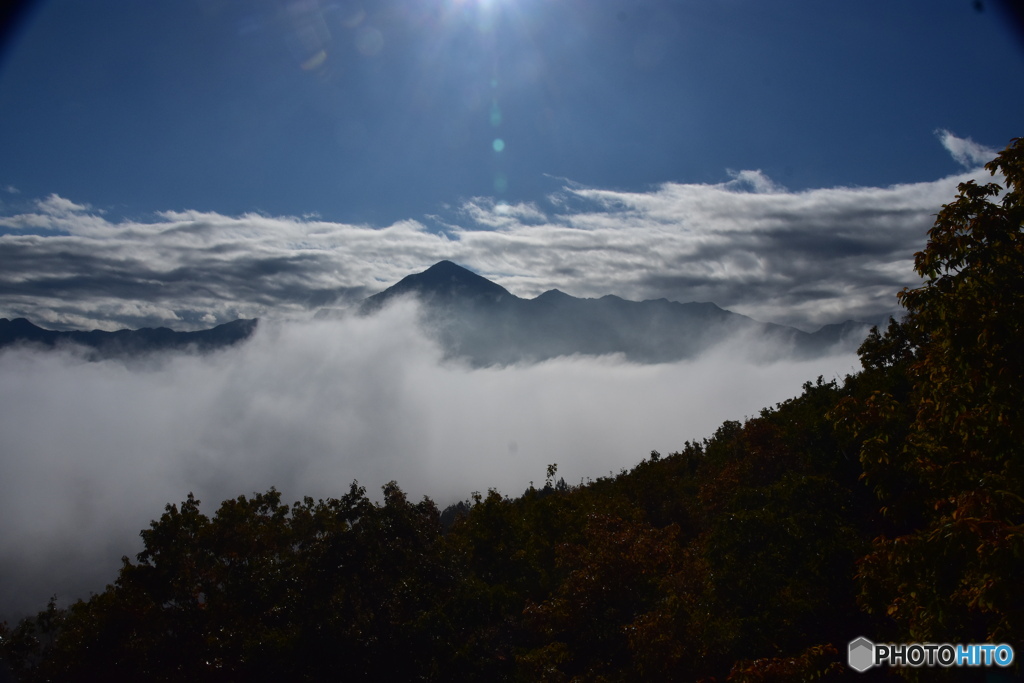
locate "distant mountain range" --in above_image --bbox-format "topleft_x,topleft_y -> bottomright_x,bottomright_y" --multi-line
353,260 -> 873,365
1,261 -> 874,363
0,317 -> 257,359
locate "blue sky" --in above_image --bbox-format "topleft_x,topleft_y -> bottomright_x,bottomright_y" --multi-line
0,0 -> 1022,330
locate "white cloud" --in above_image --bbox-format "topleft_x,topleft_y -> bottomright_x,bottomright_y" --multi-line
457,198 -> 548,228
0,154 -> 995,331
936,129 -> 997,169
0,303 -> 860,617
35,193 -> 91,215
476,170 -> 972,327
723,169 -> 787,194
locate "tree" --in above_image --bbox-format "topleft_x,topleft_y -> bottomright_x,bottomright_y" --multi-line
851,137 -> 1024,650
1,482 -> 463,682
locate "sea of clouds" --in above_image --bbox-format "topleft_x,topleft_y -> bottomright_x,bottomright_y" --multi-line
0,300 -> 861,618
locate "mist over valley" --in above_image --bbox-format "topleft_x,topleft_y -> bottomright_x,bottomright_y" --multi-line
0,270 -> 864,618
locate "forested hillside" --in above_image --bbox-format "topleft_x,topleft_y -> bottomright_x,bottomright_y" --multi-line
2,138 -> 1021,681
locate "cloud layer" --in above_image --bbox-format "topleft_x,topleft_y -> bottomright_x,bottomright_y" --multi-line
0,135 -> 997,332
0,302 -> 860,618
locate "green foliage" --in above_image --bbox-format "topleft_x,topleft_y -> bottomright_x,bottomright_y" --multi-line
840,139 -> 1024,653
3,483 -> 458,682
901,141 -> 1024,460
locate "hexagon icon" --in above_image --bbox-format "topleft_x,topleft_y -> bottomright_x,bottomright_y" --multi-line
848,637 -> 874,673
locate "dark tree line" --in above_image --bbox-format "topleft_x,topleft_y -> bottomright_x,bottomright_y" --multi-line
2,138 -> 1022,681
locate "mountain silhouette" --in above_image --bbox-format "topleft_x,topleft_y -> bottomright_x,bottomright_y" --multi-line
1,262 -> 873,364
352,261 -> 873,365
0,317 -> 257,359
360,260 -> 512,313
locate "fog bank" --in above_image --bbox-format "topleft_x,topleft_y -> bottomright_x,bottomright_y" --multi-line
0,301 -> 859,618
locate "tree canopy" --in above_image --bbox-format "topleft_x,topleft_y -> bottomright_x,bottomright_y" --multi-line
840,137 -> 1024,655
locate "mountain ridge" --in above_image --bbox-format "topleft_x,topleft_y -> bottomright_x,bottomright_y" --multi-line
0,261 -> 876,363
351,261 -> 874,365
0,317 -> 257,359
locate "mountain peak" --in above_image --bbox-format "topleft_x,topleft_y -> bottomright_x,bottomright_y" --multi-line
424,259 -> 467,274
402,261 -> 509,296
535,289 -> 571,301
361,261 -> 514,312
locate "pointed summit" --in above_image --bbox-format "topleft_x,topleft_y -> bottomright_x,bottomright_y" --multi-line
360,261 -> 514,312
351,261 -> 873,364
